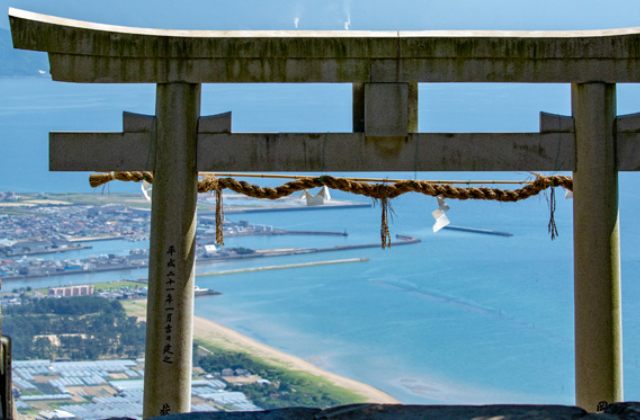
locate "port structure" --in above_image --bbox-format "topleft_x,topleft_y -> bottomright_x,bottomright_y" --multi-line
10,7 -> 640,414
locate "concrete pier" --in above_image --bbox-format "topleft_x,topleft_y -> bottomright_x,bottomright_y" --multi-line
572,82 -> 622,411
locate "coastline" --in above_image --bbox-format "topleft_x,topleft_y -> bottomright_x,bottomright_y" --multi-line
1,236 -> 419,282
122,299 -> 398,405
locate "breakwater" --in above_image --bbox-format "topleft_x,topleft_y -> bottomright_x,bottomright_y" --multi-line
199,257 -> 369,277
1,243 -> 92,257
204,234 -> 420,260
203,202 -> 371,217
269,229 -> 348,237
3,235 -> 420,282
443,225 -> 513,237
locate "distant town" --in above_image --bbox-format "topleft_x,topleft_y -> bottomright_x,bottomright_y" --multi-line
0,191 -> 382,281
0,191 -> 419,283
0,190 -> 387,418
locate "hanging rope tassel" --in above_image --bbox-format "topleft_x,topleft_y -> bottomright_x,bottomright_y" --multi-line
380,197 -> 392,249
547,187 -> 559,240
215,185 -> 225,246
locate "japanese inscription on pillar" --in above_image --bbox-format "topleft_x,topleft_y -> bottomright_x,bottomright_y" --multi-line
163,245 -> 177,365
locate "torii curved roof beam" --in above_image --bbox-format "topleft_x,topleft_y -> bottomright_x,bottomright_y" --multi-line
9,7 -> 640,83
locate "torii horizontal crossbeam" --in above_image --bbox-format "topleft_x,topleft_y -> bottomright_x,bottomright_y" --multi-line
49,111 -> 640,173
50,132 -> 575,172
10,7 -> 640,83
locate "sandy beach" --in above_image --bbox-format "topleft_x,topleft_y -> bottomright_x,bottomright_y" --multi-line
123,300 -> 398,404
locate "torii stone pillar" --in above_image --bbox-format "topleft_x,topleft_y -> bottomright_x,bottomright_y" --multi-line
572,82 -> 622,410
353,82 -> 418,133
143,83 -> 200,416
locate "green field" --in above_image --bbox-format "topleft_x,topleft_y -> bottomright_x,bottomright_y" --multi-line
193,335 -> 364,409
91,280 -> 146,291
31,280 -> 145,295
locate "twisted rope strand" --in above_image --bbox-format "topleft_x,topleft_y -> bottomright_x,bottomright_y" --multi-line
89,171 -> 573,247
91,172 -> 572,201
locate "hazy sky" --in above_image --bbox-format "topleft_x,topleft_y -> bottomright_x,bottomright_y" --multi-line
3,0 -> 640,31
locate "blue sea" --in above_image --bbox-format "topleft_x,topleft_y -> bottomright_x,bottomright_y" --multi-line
2,77 -> 640,404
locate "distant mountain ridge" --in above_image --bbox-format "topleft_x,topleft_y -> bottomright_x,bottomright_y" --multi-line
0,28 -> 49,76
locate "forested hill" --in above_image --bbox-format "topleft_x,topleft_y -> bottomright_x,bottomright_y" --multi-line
3,296 -> 146,360
0,28 -> 48,76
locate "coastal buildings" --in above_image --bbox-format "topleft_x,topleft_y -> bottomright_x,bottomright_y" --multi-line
0,194 -> 371,281
48,285 -> 94,297
13,359 -> 261,419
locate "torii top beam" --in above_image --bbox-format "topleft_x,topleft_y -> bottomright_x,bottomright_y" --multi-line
9,7 -> 640,83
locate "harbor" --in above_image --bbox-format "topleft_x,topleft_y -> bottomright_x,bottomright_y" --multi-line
0,235 -> 419,281
0,191 -> 381,282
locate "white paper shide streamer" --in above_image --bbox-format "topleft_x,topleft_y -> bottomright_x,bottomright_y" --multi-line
432,195 -> 451,233
141,181 -> 152,202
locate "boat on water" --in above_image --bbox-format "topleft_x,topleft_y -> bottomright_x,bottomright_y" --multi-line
194,285 -> 221,297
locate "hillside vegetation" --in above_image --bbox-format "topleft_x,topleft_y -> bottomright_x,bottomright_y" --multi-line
3,296 -> 145,360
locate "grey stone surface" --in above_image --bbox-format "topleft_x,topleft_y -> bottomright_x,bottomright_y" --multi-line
143,83 -> 201,417
159,408 -> 321,420
123,112 -> 155,133
364,83 -> 409,137
571,83 -> 621,411
151,403 -> 640,419
617,132 -> 640,170
352,83 -> 365,133
197,132 -> 574,172
50,131 -> 575,172
604,402 -> 640,418
50,132 -> 153,171
318,404 -> 587,419
10,8 -> 640,83
198,112 -> 232,134
540,112 -> 574,133
615,113 -> 640,133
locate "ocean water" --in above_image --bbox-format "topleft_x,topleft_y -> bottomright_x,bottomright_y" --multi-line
2,77 -> 640,404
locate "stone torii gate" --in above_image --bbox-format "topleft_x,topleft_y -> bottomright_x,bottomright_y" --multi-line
10,7 -> 640,416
